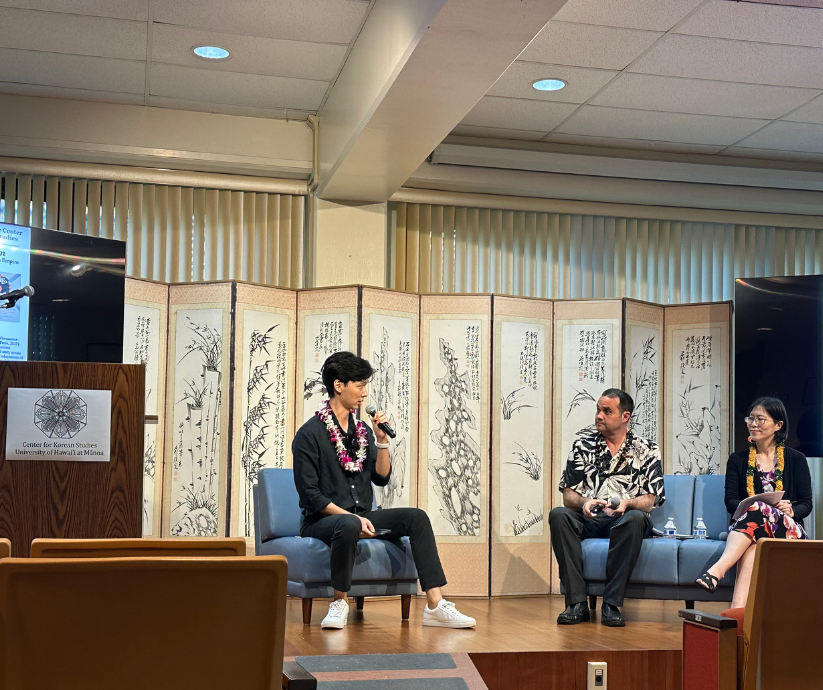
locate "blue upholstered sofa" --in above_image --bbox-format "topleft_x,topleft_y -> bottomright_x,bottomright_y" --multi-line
253,467 -> 419,624
580,474 -> 736,607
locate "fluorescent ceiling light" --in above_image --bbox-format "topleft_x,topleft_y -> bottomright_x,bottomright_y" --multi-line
193,45 -> 230,60
532,78 -> 566,92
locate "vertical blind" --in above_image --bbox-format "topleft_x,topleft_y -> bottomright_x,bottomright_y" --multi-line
1,172 -> 305,287
390,202 -> 823,303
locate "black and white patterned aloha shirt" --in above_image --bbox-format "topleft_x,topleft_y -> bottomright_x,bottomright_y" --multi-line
558,428 -> 665,508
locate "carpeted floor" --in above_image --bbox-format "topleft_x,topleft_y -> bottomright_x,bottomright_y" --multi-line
287,652 -> 489,689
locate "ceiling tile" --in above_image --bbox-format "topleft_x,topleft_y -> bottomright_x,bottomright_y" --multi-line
520,22 -> 662,70
0,81 -> 144,105
0,0 -> 146,21
450,125 -> 549,141
676,0 -> 823,47
544,131 -> 726,153
0,47 -> 144,93
591,73 -> 821,119
489,63 -> 618,104
556,105 -> 768,145
0,7 -> 145,60
460,96 -> 579,131
553,0 -> 704,31
154,0 -> 370,44
629,34 -> 823,88
152,24 -> 346,81
782,93 -> 823,123
150,64 -> 329,112
734,120 -> 823,153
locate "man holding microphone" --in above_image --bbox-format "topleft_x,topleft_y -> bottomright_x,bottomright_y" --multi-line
293,351 -> 476,630
549,389 -> 665,627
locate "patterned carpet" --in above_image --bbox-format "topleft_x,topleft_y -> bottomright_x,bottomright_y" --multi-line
287,652 -> 489,689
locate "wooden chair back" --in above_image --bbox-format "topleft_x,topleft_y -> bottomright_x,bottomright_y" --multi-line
30,537 -> 247,558
0,556 -> 287,690
742,539 -> 823,690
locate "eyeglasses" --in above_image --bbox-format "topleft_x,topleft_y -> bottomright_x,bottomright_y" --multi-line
744,416 -> 772,427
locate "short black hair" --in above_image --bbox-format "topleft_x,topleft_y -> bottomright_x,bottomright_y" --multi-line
600,388 -> 634,415
321,351 -> 374,398
748,396 -> 789,443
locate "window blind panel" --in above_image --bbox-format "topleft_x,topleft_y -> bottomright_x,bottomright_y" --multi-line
252,193 -> 267,284
167,186 -> 181,283
100,181 -> 114,240
580,215 -> 593,299
86,180 -> 101,237
203,189 -> 219,281
431,204 -> 444,294
58,178 -> 73,233
592,215 -> 605,300
114,182 -> 128,243
524,212 -> 536,297
637,218 -> 649,302
656,220 -> 669,304
192,188 -> 205,282
277,192 -> 291,287
454,206 -> 467,293
393,202 -> 407,291
478,207 -> 491,294
216,189 -> 230,281
154,185 -> 168,282
443,206 -> 456,293
2,174 -> 15,223
405,202 -> 420,293
179,187 -> 194,283
805,228 -> 815,275
500,210 -> 513,295
45,177 -> 59,230
647,220 -> 659,304
266,193 -> 280,286
242,191 -> 255,281
229,190 -> 243,280
712,224 -> 725,302
786,228 -> 797,276
489,209 -> 502,294
816,228 -> 823,275
17,174 -> 31,228
127,183 -> 143,279
534,212 -> 547,298
723,224 -> 735,301
73,179 -> 87,238
141,184 -> 155,281
754,226 -> 766,278
419,203 -> 432,294
31,176 -> 44,229
290,195 -> 304,289
558,214 -> 571,299
700,223 -> 712,303
513,210 -> 525,296
466,207 -> 480,294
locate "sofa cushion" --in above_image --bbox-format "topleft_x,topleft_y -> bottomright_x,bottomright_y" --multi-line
678,539 -> 736,587
258,468 -> 302,540
581,537 -> 680,585
650,474 -> 695,534
694,474 -> 730,540
258,535 -> 418,583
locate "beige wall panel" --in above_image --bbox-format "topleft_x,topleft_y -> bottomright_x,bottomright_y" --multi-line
123,278 -> 169,537
231,284 -> 297,545
360,288 -> 420,509
164,283 -> 232,537
664,302 -> 732,475
492,296 -> 553,595
420,294 -> 491,596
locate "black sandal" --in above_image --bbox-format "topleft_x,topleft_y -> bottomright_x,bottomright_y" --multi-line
695,571 -> 720,593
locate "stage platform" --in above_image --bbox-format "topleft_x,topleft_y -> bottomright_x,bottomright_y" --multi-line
284,594 -> 730,689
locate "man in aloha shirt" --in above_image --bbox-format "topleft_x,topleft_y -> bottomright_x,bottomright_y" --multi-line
549,388 -> 665,628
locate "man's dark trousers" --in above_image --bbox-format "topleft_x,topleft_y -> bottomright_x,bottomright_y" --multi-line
301,507 -> 447,593
549,507 -> 652,607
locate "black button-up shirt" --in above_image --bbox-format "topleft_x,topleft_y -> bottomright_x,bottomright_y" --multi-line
293,412 -> 391,525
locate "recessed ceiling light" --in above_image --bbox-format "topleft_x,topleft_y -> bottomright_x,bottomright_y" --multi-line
193,45 -> 230,60
532,78 -> 566,92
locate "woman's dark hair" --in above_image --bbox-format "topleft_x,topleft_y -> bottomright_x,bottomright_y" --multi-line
321,351 -> 374,397
601,388 -> 634,415
748,396 -> 789,443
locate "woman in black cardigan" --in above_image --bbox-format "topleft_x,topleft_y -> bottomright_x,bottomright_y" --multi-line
695,397 -> 813,608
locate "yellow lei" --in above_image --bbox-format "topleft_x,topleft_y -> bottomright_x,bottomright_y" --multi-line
747,441 -> 784,497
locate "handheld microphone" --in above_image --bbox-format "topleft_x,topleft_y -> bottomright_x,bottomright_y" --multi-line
609,496 -> 621,510
0,285 -> 34,301
365,404 -> 396,439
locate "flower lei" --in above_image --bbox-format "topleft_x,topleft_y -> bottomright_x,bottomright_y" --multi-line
316,401 -> 368,472
747,437 -> 784,496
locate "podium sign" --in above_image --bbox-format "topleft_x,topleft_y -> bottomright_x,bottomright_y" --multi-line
5,388 -> 112,462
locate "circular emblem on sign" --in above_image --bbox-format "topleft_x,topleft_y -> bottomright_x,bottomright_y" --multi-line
34,389 -> 88,438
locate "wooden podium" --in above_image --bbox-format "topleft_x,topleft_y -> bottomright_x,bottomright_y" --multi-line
0,362 -> 144,557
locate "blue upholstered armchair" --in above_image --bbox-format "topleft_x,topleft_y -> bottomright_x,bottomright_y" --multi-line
253,467 -> 419,624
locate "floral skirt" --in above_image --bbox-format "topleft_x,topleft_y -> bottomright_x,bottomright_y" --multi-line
730,500 -> 807,541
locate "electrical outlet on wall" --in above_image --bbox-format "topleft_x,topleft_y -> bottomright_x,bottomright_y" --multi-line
587,661 -> 607,689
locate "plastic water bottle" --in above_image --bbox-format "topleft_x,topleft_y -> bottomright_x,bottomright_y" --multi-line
664,517 -> 677,538
693,517 -> 708,539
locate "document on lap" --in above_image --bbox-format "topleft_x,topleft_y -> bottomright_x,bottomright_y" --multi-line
732,491 -> 784,521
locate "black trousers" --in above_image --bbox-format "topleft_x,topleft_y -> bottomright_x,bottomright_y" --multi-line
301,507 -> 447,593
549,507 -> 652,607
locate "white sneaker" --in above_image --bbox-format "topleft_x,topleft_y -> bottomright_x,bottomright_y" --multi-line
422,599 -> 476,628
321,599 -> 349,629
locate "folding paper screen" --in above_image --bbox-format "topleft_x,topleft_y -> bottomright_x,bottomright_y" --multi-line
360,287 -> 420,510
164,283 -> 232,538
230,284 -> 296,543
420,295 -> 491,596
123,278 -> 169,537
492,296 -> 553,595
625,300 -> 665,449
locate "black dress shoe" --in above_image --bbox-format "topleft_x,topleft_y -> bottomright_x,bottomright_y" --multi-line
600,603 -> 625,627
557,602 -> 591,625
